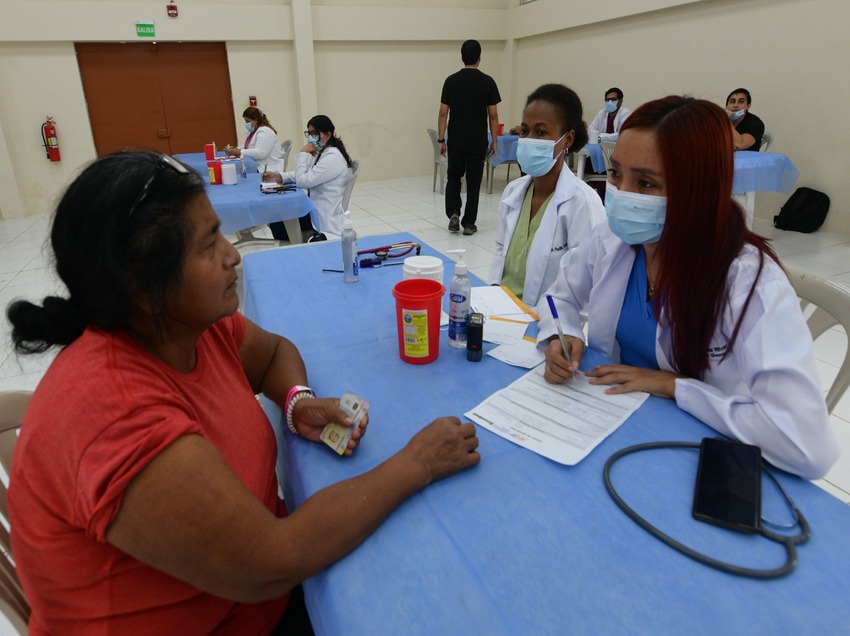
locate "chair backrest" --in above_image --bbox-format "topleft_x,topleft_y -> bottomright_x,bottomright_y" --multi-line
0,391 -> 32,630
280,139 -> 292,171
759,132 -> 773,152
786,269 -> 850,413
341,159 -> 361,211
599,141 -> 616,171
427,128 -> 441,162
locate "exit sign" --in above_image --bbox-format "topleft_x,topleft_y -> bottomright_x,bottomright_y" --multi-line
135,21 -> 156,38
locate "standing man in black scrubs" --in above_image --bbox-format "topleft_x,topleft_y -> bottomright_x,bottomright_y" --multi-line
437,39 -> 501,236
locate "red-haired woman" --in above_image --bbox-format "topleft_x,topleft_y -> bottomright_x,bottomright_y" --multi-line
539,95 -> 839,479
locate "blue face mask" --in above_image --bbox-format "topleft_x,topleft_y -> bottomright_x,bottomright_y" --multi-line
245,122 -> 255,133
605,100 -> 619,114
516,132 -> 568,178
605,183 -> 667,245
307,134 -> 323,149
729,108 -> 746,122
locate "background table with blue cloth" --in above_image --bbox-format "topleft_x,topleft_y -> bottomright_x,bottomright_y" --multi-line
733,151 -> 799,194
242,232 -> 850,636
486,134 -> 519,193
174,152 -> 318,244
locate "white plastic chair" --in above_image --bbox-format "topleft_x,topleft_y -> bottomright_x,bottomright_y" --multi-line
341,159 -> 361,211
427,129 -> 447,194
281,139 -> 292,171
582,141 -> 615,185
786,269 -> 850,413
759,132 -> 773,152
0,391 -> 31,633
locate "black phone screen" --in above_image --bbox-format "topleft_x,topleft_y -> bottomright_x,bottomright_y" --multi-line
692,437 -> 762,532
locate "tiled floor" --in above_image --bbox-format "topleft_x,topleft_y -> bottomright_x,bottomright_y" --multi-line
1,171 -> 849,503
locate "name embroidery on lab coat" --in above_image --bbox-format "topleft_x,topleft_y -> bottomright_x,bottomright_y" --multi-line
550,242 -> 569,253
708,343 -> 729,359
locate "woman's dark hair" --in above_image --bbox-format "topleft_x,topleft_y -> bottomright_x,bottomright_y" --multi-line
243,106 -> 276,134
619,95 -> 779,379
525,83 -> 589,153
7,151 -> 205,354
309,115 -> 353,168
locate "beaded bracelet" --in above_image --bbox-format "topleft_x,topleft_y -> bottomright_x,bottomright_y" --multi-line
285,385 -> 315,435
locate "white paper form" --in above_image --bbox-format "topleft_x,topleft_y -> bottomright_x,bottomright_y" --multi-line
487,338 -> 545,369
465,365 -> 648,465
471,286 -> 537,322
483,317 -> 529,345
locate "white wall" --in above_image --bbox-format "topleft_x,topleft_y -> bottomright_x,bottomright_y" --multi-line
0,0 -> 847,235
507,0 -> 850,234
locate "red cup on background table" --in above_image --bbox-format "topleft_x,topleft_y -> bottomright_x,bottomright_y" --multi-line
204,143 -> 216,160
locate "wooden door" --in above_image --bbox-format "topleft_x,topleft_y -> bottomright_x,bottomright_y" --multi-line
75,42 -> 235,156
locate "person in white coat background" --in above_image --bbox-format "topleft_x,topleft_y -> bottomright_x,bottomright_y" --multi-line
224,106 -> 286,174
265,114 -> 353,241
539,95 -> 839,480
488,83 -> 606,307
587,87 -> 632,144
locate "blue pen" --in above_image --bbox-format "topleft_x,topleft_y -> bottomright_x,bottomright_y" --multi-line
546,295 -> 576,380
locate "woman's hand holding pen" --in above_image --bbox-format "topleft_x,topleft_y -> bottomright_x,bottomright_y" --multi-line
291,397 -> 369,456
225,146 -> 241,157
544,335 -> 584,384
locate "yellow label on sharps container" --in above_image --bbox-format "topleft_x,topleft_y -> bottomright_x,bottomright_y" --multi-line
401,307 -> 429,358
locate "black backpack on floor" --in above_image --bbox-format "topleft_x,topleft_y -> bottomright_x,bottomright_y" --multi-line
773,187 -> 830,233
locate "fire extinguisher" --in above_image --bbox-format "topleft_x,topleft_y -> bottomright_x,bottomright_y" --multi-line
41,116 -> 61,162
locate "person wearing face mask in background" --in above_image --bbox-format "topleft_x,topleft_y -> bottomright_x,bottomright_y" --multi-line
588,87 -> 632,144
487,84 -> 606,307
264,115 -> 354,241
585,88 -> 632,200
726,87 -> 764,152
539,96 -> 838,480
224,106 -> 286,173
725,88 -> 765,229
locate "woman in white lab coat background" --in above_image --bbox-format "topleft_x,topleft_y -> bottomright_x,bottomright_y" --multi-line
265,114 -> 353,241
224,106 -> 286,173
488,84 -> 606,307
539,95 -> 839,480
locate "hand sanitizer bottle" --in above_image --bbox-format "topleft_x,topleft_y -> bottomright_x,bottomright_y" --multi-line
341,211 -> 359,283
447,249 -> 470,348
240,156 -> 247,179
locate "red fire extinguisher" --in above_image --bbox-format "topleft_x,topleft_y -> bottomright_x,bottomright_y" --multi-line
41,116 -> 61,162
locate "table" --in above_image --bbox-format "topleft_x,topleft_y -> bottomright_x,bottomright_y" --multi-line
487,134 -> 519,193
733,151 -> 799,195
574,143 -> 607,179
174,152 -> 317,245
243,232 -> 850,635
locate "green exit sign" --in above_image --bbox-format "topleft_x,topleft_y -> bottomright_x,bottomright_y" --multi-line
135,21 -> 156,38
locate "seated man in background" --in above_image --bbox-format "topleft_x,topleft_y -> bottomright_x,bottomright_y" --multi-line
588,87 -> 632,144
585,87 -> 632,198
726,87 -> 764,151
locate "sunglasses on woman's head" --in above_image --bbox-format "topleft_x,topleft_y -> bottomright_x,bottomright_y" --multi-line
127,154 -> 190,219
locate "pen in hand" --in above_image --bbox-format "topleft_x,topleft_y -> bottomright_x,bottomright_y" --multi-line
546,295 -> 577,380
262,164 -> 268,182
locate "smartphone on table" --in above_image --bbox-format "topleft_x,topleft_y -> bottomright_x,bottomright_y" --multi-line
692,437 -> 762,532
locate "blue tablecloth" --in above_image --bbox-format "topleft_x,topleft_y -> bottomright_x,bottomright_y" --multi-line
584,143 -> 607,173
243,232 -> 850,636
174,152 -> 317,236
490,134 -> 519,167
733,151 -> 799,194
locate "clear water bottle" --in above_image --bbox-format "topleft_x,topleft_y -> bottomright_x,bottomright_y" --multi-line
240,157 -> 247,179
341,211 -> 359,284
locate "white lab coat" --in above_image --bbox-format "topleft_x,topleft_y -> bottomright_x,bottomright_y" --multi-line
282,146 -> 352,240
488,166 -> 606,306
240,126 -> 285,173
588,106 -> 632,143
538,222 -> 840,479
